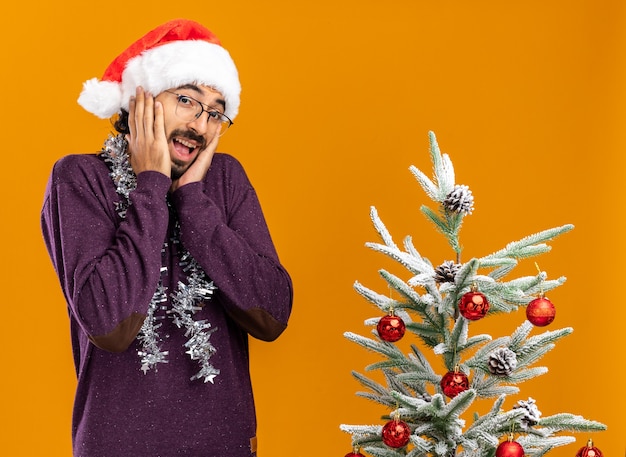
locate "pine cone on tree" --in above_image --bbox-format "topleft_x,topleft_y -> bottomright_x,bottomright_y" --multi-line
487,347 -> 517,376
434,260 -> 461,283
513,397 -> 542,429
443,184 -> 474,214
419,391 -> 432,402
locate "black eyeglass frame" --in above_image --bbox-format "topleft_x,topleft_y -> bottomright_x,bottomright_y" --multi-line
164,90 -> 234,133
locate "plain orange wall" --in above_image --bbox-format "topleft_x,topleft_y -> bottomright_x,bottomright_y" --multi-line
1,1 -> 623,456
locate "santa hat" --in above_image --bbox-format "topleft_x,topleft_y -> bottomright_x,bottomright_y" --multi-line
77,19 -> 241,120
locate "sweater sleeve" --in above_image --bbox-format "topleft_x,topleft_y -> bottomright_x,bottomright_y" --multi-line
170,156 -> 293,342
40,156 -> 172,352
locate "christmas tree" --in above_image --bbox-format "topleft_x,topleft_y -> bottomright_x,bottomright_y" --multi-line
340,132 -> 606,457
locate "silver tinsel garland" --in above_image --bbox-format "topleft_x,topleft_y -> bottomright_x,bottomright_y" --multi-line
100,134 -> 220,383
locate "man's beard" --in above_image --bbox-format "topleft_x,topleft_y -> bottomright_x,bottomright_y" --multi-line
171,161 -> 190,180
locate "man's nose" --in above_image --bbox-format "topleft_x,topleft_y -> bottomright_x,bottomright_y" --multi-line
187,112 -> 211,135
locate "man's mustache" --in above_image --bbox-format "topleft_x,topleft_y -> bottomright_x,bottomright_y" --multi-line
169,129 -> 207,150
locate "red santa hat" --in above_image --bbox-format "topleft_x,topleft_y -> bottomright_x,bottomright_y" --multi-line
78,19 -> 241,120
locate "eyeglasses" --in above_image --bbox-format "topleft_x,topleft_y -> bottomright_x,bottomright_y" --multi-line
165,91 -> 233,136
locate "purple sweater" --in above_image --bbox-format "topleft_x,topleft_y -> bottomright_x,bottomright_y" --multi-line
41,151 -> 293,457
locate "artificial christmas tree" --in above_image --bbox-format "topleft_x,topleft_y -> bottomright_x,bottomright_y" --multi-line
340,132 -> 606,456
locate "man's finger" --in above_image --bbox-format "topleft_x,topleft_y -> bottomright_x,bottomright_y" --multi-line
141,91 -> 155,141
127,95 -> 137,138
153,101 -> 166,141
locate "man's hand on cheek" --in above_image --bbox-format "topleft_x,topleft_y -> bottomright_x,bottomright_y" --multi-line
127,87 -> 171,178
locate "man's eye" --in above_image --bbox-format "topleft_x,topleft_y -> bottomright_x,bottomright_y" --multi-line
207,111 -> 221,120
178,96 -> 194,106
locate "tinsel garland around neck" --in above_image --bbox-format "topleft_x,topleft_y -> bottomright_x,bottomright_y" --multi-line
100,134 -> 220,383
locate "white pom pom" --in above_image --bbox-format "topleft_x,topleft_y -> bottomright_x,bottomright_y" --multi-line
77,78 -> 123,119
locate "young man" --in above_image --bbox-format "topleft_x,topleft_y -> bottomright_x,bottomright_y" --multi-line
41,19 -> 293,457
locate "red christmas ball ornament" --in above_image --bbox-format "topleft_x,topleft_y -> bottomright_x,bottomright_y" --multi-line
576,440 -> 603,457
377,312 -> 406,342
344,450 -> 365,457
440,368 -> 470,398
459,286 -> 490,320
495,438 -> 524,457
526,296 -> 556,327
381,418 -> 411,448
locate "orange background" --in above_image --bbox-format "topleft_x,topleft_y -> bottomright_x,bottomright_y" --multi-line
1,1 -> 624,456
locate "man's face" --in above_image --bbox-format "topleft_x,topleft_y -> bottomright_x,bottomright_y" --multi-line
156,84 -> 226,180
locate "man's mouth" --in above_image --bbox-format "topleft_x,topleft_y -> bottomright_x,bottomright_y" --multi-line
173,137 -> 198,155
